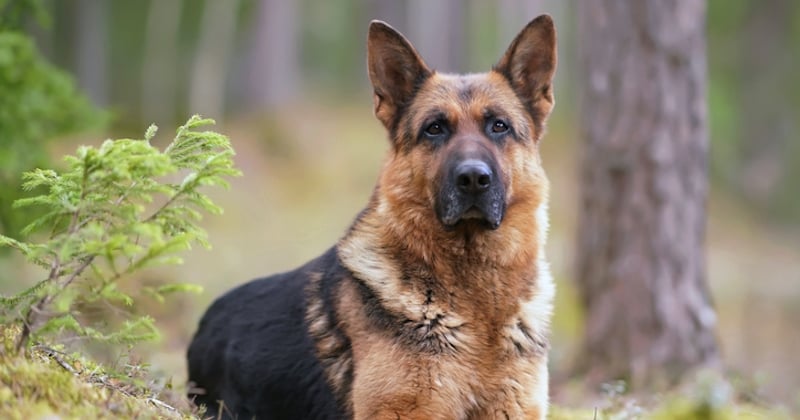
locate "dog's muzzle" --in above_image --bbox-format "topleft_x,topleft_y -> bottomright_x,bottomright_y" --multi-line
436,158 -> 506,230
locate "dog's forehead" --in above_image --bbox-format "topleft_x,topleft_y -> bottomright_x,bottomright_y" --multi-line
410,72 -> 530,133
421,72 -> 518,108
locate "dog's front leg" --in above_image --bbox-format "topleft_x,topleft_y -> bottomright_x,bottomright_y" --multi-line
467,355 -> 549,420
350,357 -> 466,420
349,345 -> 468,420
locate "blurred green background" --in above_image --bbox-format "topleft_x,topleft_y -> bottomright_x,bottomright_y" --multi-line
1,0 -> 798,411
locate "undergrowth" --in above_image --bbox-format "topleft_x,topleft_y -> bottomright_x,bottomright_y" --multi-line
0,116 -> 239,418
0,116 -> 239,354
0,325 -> 196,419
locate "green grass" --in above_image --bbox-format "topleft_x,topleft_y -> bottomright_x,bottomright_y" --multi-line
0,327 -> 195,419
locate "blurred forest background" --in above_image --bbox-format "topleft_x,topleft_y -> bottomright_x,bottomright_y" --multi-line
1,0 -> 798,412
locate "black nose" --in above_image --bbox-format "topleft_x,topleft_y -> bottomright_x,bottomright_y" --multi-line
455,159 -> 492,194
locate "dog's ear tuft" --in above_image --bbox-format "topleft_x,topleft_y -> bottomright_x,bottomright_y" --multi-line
494,15 -> 557,129
367,20 -> 431,130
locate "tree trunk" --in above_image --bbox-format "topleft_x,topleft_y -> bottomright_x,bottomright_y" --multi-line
241,0 -> 299,108
141,0 -> 182,127
188,0 -> 239,121
74,0 -> 108,107
406,0 -> 464,72
737,0 -> 795,213
575,0 -> 719,388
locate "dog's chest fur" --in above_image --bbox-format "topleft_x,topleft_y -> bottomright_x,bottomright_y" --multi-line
305,208 -> 554,417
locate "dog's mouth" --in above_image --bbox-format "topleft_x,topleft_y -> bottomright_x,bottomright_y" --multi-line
461,207 -> 484,220
437,198 -> 505,231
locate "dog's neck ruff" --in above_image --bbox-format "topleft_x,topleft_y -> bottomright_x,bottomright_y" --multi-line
336,194 -> 553,334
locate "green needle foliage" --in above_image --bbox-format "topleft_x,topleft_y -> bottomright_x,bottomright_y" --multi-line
0,116 -> 241,355
0,1 -> 106,240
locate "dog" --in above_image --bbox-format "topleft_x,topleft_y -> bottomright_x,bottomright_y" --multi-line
187,15 -> 557,420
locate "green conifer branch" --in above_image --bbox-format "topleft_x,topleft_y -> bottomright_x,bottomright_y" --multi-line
0,116 -> 241,355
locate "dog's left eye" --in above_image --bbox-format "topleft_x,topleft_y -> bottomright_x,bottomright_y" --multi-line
424,122 -> 446,137
490,120 -> 509,134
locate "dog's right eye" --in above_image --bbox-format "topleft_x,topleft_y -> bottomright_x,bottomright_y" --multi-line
424,122 -> 445,137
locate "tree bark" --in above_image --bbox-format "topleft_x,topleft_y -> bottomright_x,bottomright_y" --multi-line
407,0 -> 465,72
241,0 -> 299,108
575,0 -> 719,388
737,0 -> 795,212
141,0 -> 182,127
74,0 -> 108,107
189,0 -> 239,121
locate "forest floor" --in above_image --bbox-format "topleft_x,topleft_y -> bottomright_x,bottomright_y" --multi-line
2,103 -> 798,418
1,341 -> 792,420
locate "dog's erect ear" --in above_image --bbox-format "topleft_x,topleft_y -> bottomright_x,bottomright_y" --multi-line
367,20 -> 431,130
494,15 -> 557,131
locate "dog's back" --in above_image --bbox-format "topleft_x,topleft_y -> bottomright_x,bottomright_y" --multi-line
187,248 -> 344,419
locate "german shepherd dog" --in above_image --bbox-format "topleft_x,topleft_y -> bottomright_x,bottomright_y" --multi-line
188,15 -> 557,420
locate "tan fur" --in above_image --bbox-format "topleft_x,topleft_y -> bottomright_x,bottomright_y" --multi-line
308,15 -> 557,420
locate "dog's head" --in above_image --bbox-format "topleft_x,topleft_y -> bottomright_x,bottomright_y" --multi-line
368,16 -> 556,233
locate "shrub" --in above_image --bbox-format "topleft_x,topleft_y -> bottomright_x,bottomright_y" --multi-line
0,116 -> 240,355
